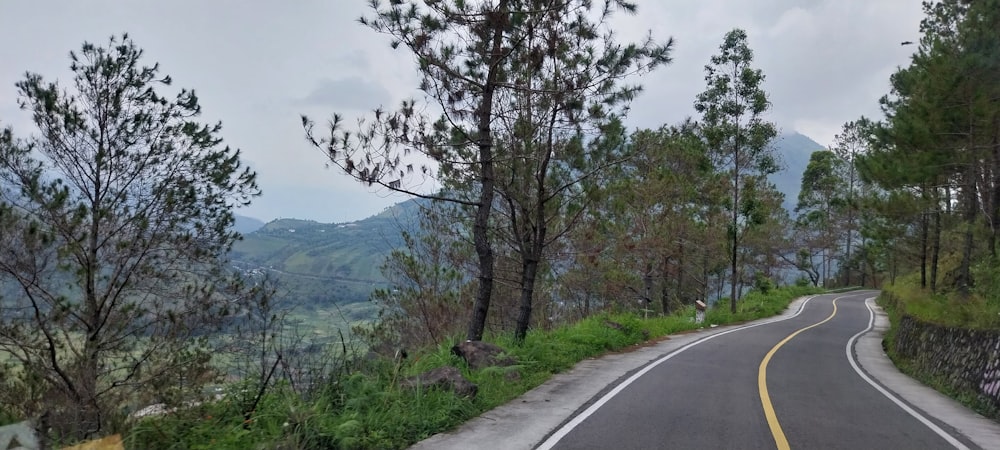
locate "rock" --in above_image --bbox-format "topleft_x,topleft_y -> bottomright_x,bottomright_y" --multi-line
401,366 -> 477,398
603,320 -> 649,340
451,341 -> 515,370
0,420 -> 39,450
602,320 -> 624,331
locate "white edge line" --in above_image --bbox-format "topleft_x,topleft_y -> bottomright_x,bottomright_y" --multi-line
535,295 -> 820,450
845,297 -> 969,450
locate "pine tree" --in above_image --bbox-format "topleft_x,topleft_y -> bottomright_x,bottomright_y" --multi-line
0,35 -> 258,439
795,150 -> 847,285
694,28 -> 777,312
304,0 -> 671,340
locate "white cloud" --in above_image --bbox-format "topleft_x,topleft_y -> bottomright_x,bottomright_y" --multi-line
0,0 -> 926,222
297,77 -> 393,109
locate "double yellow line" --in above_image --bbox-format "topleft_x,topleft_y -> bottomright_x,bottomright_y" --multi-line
758,297 -> 840,450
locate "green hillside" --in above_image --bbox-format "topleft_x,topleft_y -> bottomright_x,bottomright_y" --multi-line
230,200 -> 424,316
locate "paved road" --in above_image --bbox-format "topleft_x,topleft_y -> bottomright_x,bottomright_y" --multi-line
543,291 -> 965,449
410,291 -> 1000,450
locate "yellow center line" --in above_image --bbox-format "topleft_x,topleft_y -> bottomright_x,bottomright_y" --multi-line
758,297 -> 840,450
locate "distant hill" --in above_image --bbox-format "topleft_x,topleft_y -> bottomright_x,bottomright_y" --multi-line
768,132 -> 826,214
229,200 -> 424,314
233,214 -> 266,235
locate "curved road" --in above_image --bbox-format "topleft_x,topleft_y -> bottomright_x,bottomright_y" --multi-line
540,291 -> 969,449
410,291 -> 1000,450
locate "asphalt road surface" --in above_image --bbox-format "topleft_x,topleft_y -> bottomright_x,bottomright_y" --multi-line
540,291 -> 974,449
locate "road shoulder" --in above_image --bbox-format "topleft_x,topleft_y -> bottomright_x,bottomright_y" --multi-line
855,298 -> 1000,450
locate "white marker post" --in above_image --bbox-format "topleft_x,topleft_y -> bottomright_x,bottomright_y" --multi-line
695,300 -> 707,324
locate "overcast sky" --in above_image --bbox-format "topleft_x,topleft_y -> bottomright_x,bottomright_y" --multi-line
0,1 -> 924,223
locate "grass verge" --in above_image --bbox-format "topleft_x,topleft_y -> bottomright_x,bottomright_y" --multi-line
127,285 -> 822,449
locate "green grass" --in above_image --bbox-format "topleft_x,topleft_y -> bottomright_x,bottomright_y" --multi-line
126,285 -> 822,449
285,303 -> 377,339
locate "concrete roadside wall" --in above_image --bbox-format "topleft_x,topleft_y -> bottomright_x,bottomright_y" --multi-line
892,314 -> 1000,420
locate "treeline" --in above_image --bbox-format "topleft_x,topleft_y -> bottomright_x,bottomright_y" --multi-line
344,0 -> 1000,356
323,3 -> 838,355
856,0 -> 1000,306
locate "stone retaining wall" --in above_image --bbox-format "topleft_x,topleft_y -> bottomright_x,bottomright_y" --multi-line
893,314 -> 1000,419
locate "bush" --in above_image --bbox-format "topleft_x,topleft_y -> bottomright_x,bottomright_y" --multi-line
754,273 -> 776,294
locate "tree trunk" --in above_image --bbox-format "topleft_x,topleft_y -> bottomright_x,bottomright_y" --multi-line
644,261 -> 653,314
890,251 -> 898,285
844,233 -> 852,286
675,239 -> 685,312
81,193 -> 103,438
660,254 -> 671,315
80,341 -> 102,438
514,195 -> 547,340
466,152 -> 496,341
931,201 -> 941,293
845,156 -> 856,287
514,253 -> 539,341
958,166 -> 978,299
702,252 -> 711,304
859,251 -> 869,288
920,203 -> 928,289
730,164 -> 740,313
465,3 -> 508,340
822,248 -> 829,287
717,271 -> 724,303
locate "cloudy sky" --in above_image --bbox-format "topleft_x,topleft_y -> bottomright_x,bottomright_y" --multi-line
0,1 -> 924,223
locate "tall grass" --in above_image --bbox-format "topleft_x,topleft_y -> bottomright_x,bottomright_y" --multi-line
127,285 -> 820,449
880,271 -> 1000,329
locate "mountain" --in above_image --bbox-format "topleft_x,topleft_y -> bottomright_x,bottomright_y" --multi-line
229,200 -> 424,315
768,132 -> 826,214
233,214 -> 266,234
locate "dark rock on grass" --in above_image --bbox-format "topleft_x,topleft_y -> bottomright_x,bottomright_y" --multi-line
603,320 -> 650,340
452,340 -> 516,370
602,319 -> 625,331
401,366 -> 478,398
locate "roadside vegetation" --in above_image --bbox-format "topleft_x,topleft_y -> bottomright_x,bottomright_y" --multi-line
878,257 -> 1000,421
878,276 -> 1000,421
126,285 -> 820,450
880,271 -> 1000,331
